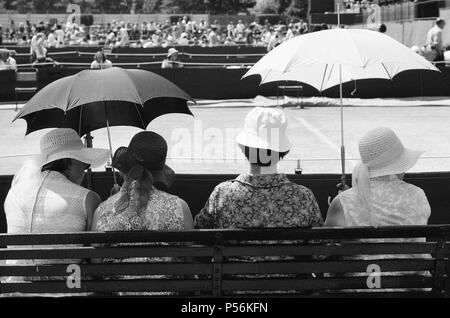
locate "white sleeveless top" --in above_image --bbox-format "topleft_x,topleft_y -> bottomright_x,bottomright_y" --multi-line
5,171 -> 92,234
4,171 -> 95,269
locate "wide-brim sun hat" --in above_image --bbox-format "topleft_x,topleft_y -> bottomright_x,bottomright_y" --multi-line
235,107 -> 291,153
40,128 -> 110,168
358,127 -> 424,178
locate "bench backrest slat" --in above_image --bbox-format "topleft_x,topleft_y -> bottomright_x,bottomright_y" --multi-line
220,276 -> 433,292
0,226 -> 449,297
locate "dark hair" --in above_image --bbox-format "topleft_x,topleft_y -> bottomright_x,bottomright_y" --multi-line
41,158 -> 73,177
378,24 -> 387,33
114,164 -> 155,215
240,145 -> 289,167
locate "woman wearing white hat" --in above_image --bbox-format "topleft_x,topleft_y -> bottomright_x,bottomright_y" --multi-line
4,128 -> 110,238
325,127 -> 431,281
325,127 -> 430,228
195,107 -> 323,230
2,128 -> 109,289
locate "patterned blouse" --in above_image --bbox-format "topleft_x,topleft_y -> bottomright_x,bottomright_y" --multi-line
95,187 -> 184,232
93,185 -> 186,295
194,173 -> 323,229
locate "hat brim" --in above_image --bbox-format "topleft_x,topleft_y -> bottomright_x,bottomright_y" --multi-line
43,148 -> 111,168
369,148 -> 424,178
151,165 -> 176,189
235,130 -> 291,153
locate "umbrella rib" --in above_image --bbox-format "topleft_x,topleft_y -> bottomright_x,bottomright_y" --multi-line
122,69 -> 146,106
79,104 -> 83,136
320,64 -> 328,92
133,102 -> 146,129
381,62 -> 393,80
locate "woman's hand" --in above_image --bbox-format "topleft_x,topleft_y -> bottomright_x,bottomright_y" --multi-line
110,183 -> 121,196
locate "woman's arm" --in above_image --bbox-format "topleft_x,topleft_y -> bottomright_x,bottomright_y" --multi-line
179,198 -> 193,230
324,197 -> 346,227
85,191 -> 102,231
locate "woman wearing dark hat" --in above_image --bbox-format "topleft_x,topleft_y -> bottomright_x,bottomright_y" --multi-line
93,131 -> 192,232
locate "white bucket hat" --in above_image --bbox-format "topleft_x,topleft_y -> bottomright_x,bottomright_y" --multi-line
358,127 -> 424,178
40,128 -> 110,168
235,107 -> 291,152
167,48 -> 179,57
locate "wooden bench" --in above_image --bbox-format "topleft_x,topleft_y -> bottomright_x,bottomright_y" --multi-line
1,225 -> 449,297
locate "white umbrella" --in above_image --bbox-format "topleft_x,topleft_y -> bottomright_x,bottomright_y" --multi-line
243,28 -> 439,187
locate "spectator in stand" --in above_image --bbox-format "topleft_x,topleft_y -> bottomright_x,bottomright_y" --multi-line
0,49 -> 17,71
55,24 -> 65,47
207,27 -> 220,47
426,17 -> 446,62
105,29 -> 117,47
227,21 -> 235,39
91,51 -> 113,69
178,32 -> 189,45
30,28 -> 47,64
267,27 -> 283,52
47,28 -> 57,48
161,48 -> 183,68
236,20 -> 245,34
224,36 -> 235,46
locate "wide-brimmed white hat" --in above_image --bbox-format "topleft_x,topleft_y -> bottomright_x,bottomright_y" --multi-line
235,107 -> 291,152
358,127 -> 423,178
40,128 -> 110,168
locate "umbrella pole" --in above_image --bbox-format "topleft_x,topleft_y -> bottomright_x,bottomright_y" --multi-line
339,64 -> 346,190
85,132 -> 93,190
104,102 -> 118,186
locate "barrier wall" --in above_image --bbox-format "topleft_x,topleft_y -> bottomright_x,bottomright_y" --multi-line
1,171 -> 450,233
1,65 -> 449,100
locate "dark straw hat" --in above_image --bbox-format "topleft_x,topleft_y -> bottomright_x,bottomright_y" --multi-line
112,131 -> 175,188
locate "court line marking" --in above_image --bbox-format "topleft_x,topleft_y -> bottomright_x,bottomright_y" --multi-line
290,114 -> 359,172
292,115 -> 341,153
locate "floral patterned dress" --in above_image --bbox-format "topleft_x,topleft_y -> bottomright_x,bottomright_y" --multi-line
194,173 -> 323,293
194,173 -> 323,229
93,186 -> 186,295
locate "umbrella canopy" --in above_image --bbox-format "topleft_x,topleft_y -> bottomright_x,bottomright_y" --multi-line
14,67 -> 195,136
243,28 -> 439,189
244,28 -> 439,91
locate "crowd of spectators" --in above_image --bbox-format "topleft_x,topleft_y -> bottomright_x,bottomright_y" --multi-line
0,16 -> 313,51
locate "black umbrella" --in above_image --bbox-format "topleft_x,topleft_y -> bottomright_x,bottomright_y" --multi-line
13,67 -> 195,187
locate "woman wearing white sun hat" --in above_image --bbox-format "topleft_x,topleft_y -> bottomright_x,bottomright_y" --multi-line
195,107 -> 323,230
325,127 -> 431,282
3,128 -> 109,291
4,128 -> 110,239
325,127 -> 430,228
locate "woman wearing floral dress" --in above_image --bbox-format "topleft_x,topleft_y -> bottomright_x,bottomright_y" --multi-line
194,107 -> 323,295
92,131 -> 192,295
195,107 -> 323,230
